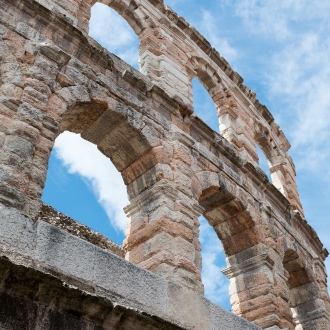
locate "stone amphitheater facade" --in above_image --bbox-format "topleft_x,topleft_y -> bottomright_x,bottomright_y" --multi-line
0,0 -> 329,329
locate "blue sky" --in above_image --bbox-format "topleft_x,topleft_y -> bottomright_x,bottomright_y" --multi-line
42,0 -> 330,311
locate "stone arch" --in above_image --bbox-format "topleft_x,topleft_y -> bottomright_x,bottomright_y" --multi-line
195,171 -> 261,257
255,121 -> 286,194
278,237 -> 330,329
189,56 -> 230,134
283,248 -> 317,329
51,82 -> 177,222
194,171 -> 282,326
188,57 -> 260,166
283,249 -> 313,290
254,121 -> 303,215
189,56 -> 223,93
97,0 -> 154,36
74,0 -> 154,37
58,90 -> 156,183
189,56 -> 225,107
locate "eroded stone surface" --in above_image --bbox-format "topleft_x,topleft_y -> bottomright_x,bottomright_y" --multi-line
0,207 -> 262,330
0,0 -> 328,329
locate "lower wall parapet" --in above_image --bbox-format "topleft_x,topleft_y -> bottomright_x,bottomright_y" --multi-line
37,203 -> 125,258
0,203 -> 261,330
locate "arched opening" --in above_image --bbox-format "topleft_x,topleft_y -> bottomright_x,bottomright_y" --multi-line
42,131 -> 127,245
283,249 -> 318,329
256,144 -> 271,181
196,171 -> 261,313
41,1 -> 146,244
254,125 -> 288,195
41,91 -> 155,247
199,216 -> 231,310
192,78 -> 220,133
89,3 -> 140,69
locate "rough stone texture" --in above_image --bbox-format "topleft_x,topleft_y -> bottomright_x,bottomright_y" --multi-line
37,203 -> 125,257
0,256 -> 185,330
0,0 -> 329,329
0,205 -> 261,330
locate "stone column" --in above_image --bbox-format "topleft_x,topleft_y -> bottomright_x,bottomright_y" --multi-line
290,281 -> 330,330
0,38 -> 66,218
269,159 -> 303,217
222,245 -> 295,330
215,89 -> 258,165
123,180 -> 204,293
289,259 -> 330,329
139,28 -> 192,105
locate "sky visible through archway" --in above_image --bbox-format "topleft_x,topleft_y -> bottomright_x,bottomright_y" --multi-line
42,0 -> 330,310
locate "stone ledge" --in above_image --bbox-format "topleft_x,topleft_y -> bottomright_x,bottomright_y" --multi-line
0,204 -> 262,330
222,253 -> 274,279
0,256 -> 186,330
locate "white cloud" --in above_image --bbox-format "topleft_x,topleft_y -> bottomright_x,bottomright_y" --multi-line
268,37 -> 330,176
200,217 -> 229,307
234,0 -> 330,42
89,3 -> 139,67
228,1 -> 330,178
54,132 -> 128,233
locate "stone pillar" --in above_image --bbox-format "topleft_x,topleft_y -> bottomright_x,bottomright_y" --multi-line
139,29 -> 192,105
284,258 -> 330,329
269,164 -> 286,195
0,37 -> 66,219
215,89 -> 258,165
124,180 -> 204,293
290,281 -> 330,330
222,245 -> 296,330
313,258 -> 330,315
269,159 -> 303,216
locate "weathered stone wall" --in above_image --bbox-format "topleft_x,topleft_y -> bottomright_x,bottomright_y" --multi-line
0,0 -> 328,329
0,204 -> 261,330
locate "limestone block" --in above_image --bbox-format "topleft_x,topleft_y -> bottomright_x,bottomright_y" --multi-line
94,247 -> 167,315
174,170 -> 192,188
35,221 -> 96,282
124,218 -> 194,252
0,131 -> 5,147
210,303 -> 262,330
15,22 -> 47,42
56,85 -> 91,107
37,42 -> 71,66
18,102 -> 44,122
289,282 -> 320,307
141,125 -> 160,147
0,203 -> 36,255
64,66 -> 89,86
154,262 -> 202,293
3,135 -> 35,160
28,55 -> 59,87
226,244 -> 268,267
0,62 -> 23,87
22,87 -> 49,111
145,232 -> 196,262
29,166 -> 47,187
0,83 -> 23,100
166,281 -> 213,330
228,266 -> 274,295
